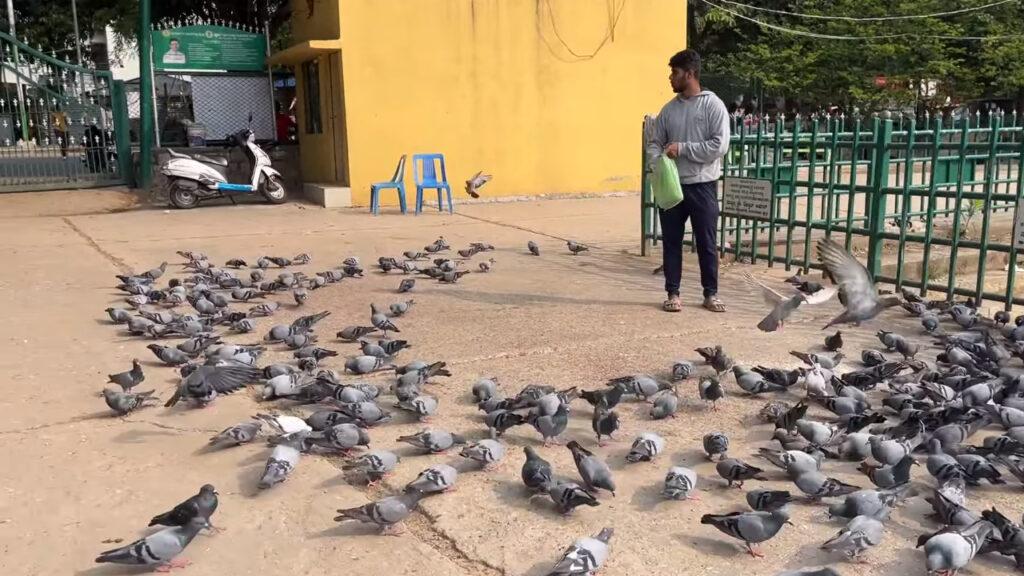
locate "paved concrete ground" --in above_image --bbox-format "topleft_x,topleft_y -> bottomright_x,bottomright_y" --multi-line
0,192 -> 1019,576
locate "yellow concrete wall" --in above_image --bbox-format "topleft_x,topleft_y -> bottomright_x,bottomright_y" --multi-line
291,0 -> 341,42
309,0 -> 687,206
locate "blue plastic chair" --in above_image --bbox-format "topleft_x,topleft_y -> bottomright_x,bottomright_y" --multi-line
370,155 -> 407,215
413,153 -> 453,214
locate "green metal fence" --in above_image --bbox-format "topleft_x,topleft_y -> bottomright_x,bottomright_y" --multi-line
0,31 -> 131,192
641,110 -> 1024,309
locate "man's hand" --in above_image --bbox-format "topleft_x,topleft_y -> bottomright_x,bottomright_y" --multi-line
664,142 -> 682,159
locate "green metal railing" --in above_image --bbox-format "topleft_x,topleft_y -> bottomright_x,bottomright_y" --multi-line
641,110 -> 1024,309
0,31 -> 131,192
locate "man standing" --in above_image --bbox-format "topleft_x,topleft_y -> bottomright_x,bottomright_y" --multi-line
647,49 -> 730,313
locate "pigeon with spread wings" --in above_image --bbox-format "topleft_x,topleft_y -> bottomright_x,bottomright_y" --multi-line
744,273 -> 836,332
816,238 -> 900,328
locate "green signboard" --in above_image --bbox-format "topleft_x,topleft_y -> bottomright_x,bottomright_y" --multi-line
152,25 -> 266,73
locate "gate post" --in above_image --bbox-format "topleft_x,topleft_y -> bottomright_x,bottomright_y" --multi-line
110,80 -> 134,187
867,117 -> 893,278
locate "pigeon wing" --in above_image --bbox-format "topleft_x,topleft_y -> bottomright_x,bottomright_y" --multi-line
817,239 -> 879,317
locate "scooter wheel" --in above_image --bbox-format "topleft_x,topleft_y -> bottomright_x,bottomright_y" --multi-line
169,180 -> 199,209
261,175 -> 287,204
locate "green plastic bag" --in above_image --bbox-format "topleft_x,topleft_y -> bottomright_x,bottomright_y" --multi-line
652,154 -> 684,210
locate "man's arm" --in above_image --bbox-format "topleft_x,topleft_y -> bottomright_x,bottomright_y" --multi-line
680,99 -> 730,163
645,113 -> 667,170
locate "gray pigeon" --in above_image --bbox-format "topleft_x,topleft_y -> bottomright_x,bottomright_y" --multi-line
926,439 -> 972,484
923,521 -> 998,576
700,507 -> 793,557
546,527 -> 613,576
522,446 -> 554,491
858,455 -> 915,488
370,303 -> 400,336
733,366 -> 786,395
663,466 -> 699,500
95,517 -> 206,569
528,240 -> 540,256
208,420 -> 263,446
473,378 -> 499,402
744,273 -> 836,332
529,403 -> 569,446
698,375 -> 725,409
869,435 -> 914,466
817,238 -> 900,327
626,432 -> 665,463
307,423 -> 370,453
747,489 -> 793,511
405,464 -> 458,494
460,439 -> 506,469
703,432 -> 729,460
166,363 -> 262,407
337,325 -> 378,341
775,570 -> 840,576
591,407 -> 620,446
821,514 -> 885,560
793,470 -> 860,500
107,359 -> 144,392
827,486 -> 910,520
148,484 -> 219,530
671,360 -> 696,381
716,458 -> 766,488
103,388 -> 157,416
390,300 -> 415,317
398,278 -> 415,293
259,432 -> 304,489
541,480 -> 600,514
649,390 -> 679,419
147,344 -> 193,366
397,429 -> 466,453
567,240 -> 589,255
342,450 -> 400,485
345,355 -> 393,375
567,440 -> 616,496
106,307 -> 132,323
334,490 -> 423,535
395,395 -> 439,421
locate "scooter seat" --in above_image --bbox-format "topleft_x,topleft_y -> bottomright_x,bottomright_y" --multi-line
193,154 -> 228,166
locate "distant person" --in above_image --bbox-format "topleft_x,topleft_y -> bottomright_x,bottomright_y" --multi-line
50,108 -> 68,157
646,49 -> 730,314
162,39 -> 186,64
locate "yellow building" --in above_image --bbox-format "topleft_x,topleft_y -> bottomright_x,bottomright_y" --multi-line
270,0 -> 688,208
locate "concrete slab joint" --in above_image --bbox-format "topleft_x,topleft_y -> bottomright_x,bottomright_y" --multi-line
304,182 -> 352,208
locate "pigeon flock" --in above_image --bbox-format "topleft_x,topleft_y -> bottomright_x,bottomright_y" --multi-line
92,234 -> 1024,576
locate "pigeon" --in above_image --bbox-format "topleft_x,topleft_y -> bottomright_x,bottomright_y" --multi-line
103,388 -> 157,416
861,349 -> 886,366
208,420 -> 263,447
591,407 -> 620,446
703,432 -> 729,461
625,432 -> 665,463
858,455 -> 916,488
397,429 -> 466,453
94,517 -> 206,569
147,344 -> 193,366
293,287 -> 308,306
607,374 -> 668,399
663,466 -> 699,500
405,464 -> 458,494
716,458 -> 766,488
793,470 -> 860,499
700,507 -> 793,557
955,454 -> 1005,484
825,331 -> 843,351
567,440 -> 616,496
922,521 -> 998,576
149,484 -> 219,530
459,439 -> 506,469
337,325 -> 378,341
478,258 -> 495,272
259,432 -> 305,488
744,273 -> 837,331
580,386 -> 624,410
567,241 -> 589,255
529,403 -> 570,446
796,419 -> 841,446
307,423 -> 370,453
472,378 -> 499,402
649,390 -> 679,419
541,480 -> 600,514
925,489 -> 979,527
345,355 -> 393,375
672,360 -> 696,381
827,486 -> 910,520
343,450 -> 400,485
821,514 -> 885,560
370,304 -> 400,336
522,446 -> 554,491
528,241 -> 541,256
294,346 -> 338,361
485,409 -> 527,438
108,359 -> 144,392
697,345 -> 736,374
756,448 -> 820,478
334,490 -> 423,535
733,365 -> 786,394
465,171 -> 492,198
255,413 -> 313,435
106,307 -> 132,323
698,375 -> 724,409
747,489 -> 793,511
776,570 -> 840,576
398,278 -> 415,293
545,527 -> 613,576
390,300 -> 415,317
817,238 -> 901,327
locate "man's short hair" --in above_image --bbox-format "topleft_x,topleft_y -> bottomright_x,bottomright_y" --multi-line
669,49 -> 701,77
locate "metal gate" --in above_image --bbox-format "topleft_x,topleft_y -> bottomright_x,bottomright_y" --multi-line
0,31 -> 131,192
641,110 -> 1024,309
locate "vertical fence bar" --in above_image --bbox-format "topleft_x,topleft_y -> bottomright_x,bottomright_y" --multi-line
946,119 -> 972,300
767,115 -> 783,266
867,117 -> 892,278
975,115 -> 1001,302
751,116 -> 765,263
845,117 -> 863,251
784,115 -> 801,269
894,118 -> 916,289
803,116 -> 820,272
1004,125 -> 1024,309
824,116 -> 840,238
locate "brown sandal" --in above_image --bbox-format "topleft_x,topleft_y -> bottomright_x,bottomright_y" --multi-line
703,296 -> 726,313
663,296 -> 682,312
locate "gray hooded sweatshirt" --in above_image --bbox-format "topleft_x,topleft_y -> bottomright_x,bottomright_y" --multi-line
646,90 -> 730,185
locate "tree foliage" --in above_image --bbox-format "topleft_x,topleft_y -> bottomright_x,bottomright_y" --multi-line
690,0 -> 1024,113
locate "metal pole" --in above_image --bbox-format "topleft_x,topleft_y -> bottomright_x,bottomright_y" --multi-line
138,0 -> 153,187
71,0 -> 84,67
6,0 -> 28,142
264,21 -> 277,141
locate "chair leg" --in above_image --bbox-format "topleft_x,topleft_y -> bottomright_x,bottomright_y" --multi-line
437,189 -> 443,212
446,187 -> 453,214
370,188 -> 377,214
415,187 -> 423,214
398,185 -> 407,214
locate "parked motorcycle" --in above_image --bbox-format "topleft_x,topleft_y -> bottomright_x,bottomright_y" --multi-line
160,116 -> 286,209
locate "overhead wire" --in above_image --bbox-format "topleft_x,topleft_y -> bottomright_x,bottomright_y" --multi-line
709,0 -> 1018,21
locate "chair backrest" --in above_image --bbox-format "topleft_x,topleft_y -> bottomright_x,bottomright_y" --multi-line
413,153 -> 447,185
390,155 -> 407,183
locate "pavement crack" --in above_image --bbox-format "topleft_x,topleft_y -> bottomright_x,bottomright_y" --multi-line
405,509 -> 505,576
61,216 -> 133,274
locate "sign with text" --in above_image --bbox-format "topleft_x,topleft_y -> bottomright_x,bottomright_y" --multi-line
1014,200 -> 1024,250
722,177 -> 773,219
153,25 -> 266,73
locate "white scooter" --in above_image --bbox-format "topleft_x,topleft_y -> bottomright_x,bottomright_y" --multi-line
160,117 -> 286,209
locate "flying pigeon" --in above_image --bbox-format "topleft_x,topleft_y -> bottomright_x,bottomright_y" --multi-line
817,238 -> 901,327
465,171 -> 492,198
744,273 -> 836,331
